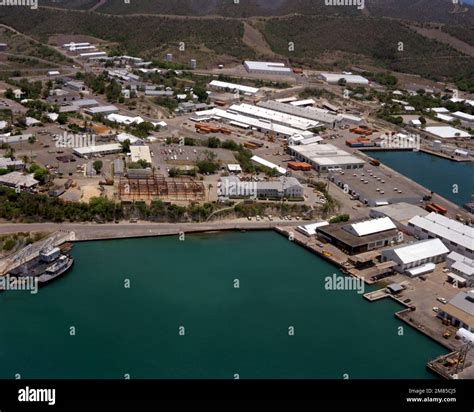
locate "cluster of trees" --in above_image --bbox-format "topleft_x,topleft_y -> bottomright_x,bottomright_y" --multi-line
28,164 -> 49,183
0,187 -> 120,223
329,214 -> 350,224
155,97 -> 178,112
127,159 -> 151,169
366,72 -> 398,87
310,181 -> 340,216
196,150 -> 219,174
234,201 -> 311,218
5,78 -> 43,99
0,188 -> 220,222
77,72 -> 123,103
168,167 -> 197,178
376,110 -> 404,126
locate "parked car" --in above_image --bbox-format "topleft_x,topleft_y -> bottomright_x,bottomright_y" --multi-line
437,297 -> 447,304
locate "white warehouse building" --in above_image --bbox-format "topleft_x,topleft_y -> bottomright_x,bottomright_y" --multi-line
446,251 -> 474,287
228,103 -> 318,131
289,143 -> 365,172
193,108 -> 313,139
408,213 -> 474,259
381,238 -> 450,276
73,143 -> 122,158
244,61 -> 293,76
320,72 -> 369,85
258,100 -> 342,127
220,176 -> 303,199
208,80 -> 259,95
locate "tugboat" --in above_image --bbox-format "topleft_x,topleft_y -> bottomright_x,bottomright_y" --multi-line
37,255 -> 74,286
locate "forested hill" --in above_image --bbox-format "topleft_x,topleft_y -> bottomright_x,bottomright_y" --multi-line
42,0 -> 473,24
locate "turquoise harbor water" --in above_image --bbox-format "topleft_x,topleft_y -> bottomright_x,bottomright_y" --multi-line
366,151 -> 474,206
0,231 -> 446,379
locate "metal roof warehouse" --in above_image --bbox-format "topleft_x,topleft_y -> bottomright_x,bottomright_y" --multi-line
228,103 -> 319,130
209,80 -> 259,95
244,61 -> 293,75
73,143 -> 122,157
193,108 -> 313,139
289,143 -> 365,172
408,213 -> 474,259
258,100 -> 342,126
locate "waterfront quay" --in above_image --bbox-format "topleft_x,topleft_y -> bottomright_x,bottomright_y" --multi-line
0,220 -> 295,244
0,221 -> 472,378
274,224 -> 474,380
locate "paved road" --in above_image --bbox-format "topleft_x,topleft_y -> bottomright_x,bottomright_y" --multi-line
0,221 -> 297,241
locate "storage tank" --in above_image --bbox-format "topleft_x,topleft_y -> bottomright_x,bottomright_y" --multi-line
432,140 -> 442,152
456,328 -> 474,344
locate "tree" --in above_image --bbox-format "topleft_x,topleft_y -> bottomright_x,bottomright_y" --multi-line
57,113 -> 68,125
93,160 -> 103,174
121,139 -> 131,153
33,167 -> 48,183
207,136 -> 221,148
193,85 -> 209,102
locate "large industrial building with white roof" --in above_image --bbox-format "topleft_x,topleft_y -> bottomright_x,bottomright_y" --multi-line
316,217 -> 400,255
228,103 -> 318,131
381,238 -> 449,276
320,72 -> 369,85
208,80 -> 259,95
370,202 -> 429,234
289,143 -> 365,172
220,176 -> 303,199
193,108 -> 314,139
408,213 -> 474,259
425,126 -> 470,139
258,100 -> 344,126
73,143 -> 122,158
244,61 -> 293,76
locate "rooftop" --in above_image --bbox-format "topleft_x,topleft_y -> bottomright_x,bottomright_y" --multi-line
425,126 -> 471,139
73,143 -> 122,156
290,143 -> 365,167
209,80 -> 259,95
0,172 -> 39,188
251,155 -> 287,175
317,222 -> 399,248
244,61 -> 292,73
409,213 -> 473,252
86,105 -> 119,114
229,103 -> 318,130
385,238 -> 449,265
370,202 -> 429,223
130,145 -> 152,164
194,108 -> 313,138
258,100 -> 340,125
346,217 -> 396,237
320,72 -> 369,84
449,290 -> 474,316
